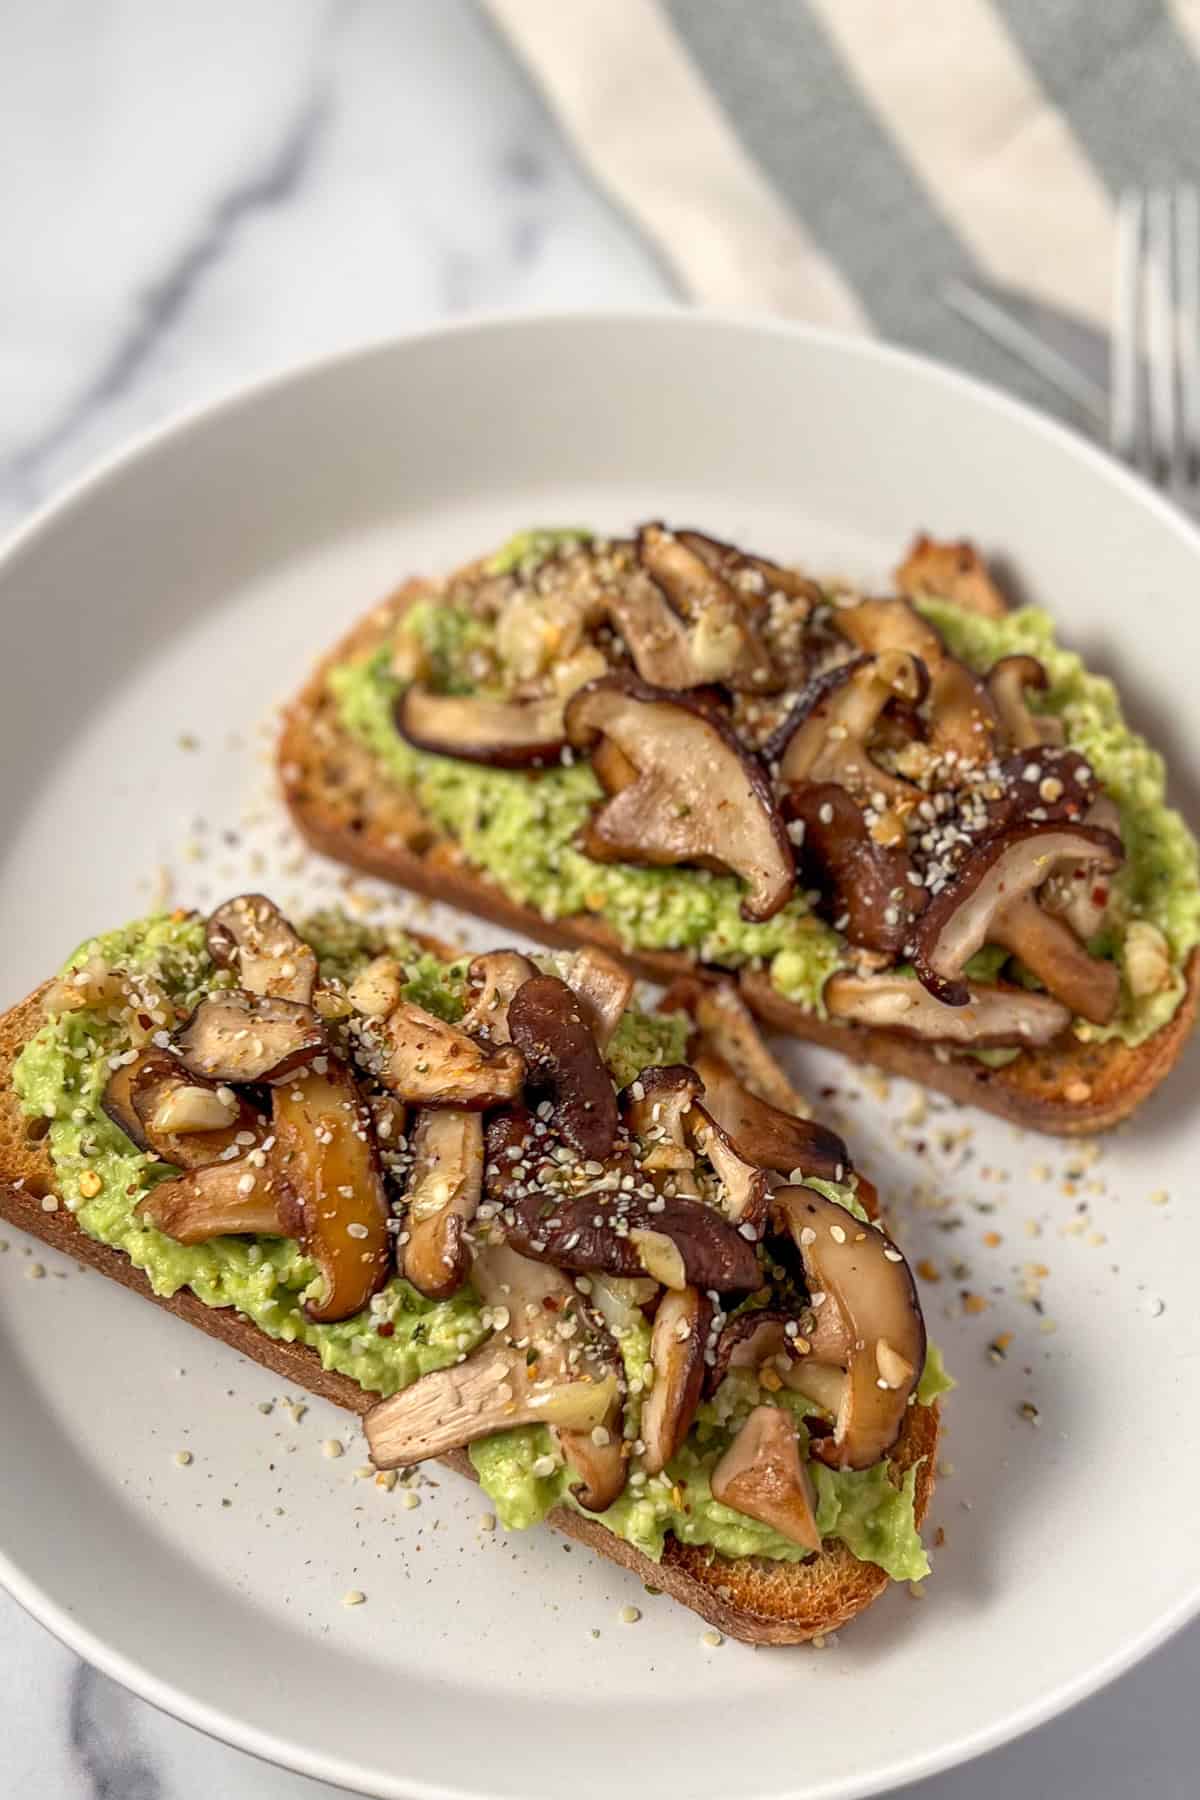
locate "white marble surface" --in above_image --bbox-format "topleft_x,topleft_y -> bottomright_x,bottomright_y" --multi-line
1,2 -> 1198,1796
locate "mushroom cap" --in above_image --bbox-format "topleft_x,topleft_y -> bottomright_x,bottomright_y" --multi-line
635,522 -> 778,691
986,654 -> 1063,751
140,1158 -> 286,1243
369,997 -> 526,1108
507,974 -> 620,1160
784,783 -> 925,956
765,651 -> 928,807
565,672 -> 795,924
270,1057 -> 392,1324
710,1405 -> 822,1553
101,1048 -> 257,1168
460,950 -> 537,1045
912,822 -> 1123,1007
824,971 -> 1071,1047
171,991 -> 327,1084
771,1186 -> 925,1471
395,685 -> 568,769
641,1286 -> 714,1475
402,1107 -> 484,1300
561,946 -> 634,1049
206,894 -> 318,1006
688,1046 -> 848,1182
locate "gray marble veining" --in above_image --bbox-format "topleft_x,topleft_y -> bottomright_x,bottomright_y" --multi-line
1,2 -> 1198,1797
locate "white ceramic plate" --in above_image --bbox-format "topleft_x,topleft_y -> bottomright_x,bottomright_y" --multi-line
2,313 -> 1199,1800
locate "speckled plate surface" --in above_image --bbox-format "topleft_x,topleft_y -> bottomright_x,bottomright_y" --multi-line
1,312 -> 1198,1800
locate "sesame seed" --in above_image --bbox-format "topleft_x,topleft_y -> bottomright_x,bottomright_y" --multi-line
322,1439 -> 344,1459
618,1605 -> 641,1624
342,1590 -> 367,1608
401,1490 -> 421,1510
478,1513 -> 497,1532
173,1450 -> 193,1467
700,1630 -> 723,1648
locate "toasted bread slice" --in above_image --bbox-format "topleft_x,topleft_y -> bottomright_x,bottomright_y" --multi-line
279,588 -> 1200,1136
0,979 -> 938,1646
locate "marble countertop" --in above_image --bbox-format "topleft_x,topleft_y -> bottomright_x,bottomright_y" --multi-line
2,2 -> 1197,1795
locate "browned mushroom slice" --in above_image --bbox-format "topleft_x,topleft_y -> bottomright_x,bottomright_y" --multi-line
783,783 -> 925,956
824,971 -> 1071,1046
473,1242 -> 626,1511
102,1049 -> 257,1168
141,1158 -> 285,1242
206,894 -> 318,1006
665,978 -> 805,1116
501,1184 -> 761,1292
371,1000 -> 525,1108
689,1048 -> 847,1181
401,1109 -> 483,1299
270,1058 -> 392,1323
686,1104 -> 775,1230
706,1309 -> 799,1395
565,674 -> 795,924
976,748 -> 1098,836
766,652 -> 927,810
507,974 -> 619,1160
990,894 -> 1121,1024
676,529 -> 822,609
364,1340 -> 618,1467
835,598 -> 998,763
171,991 -> 326,1084
710,1405 -> 821,1551
620,1065 -> 704,1191
896,532 -> 1009,618
459,950 -> 537,1044
561,946 -> 634,1049
912,823 -> 1123,1014
772,1187 -> 925,1470
395,685 -> 567,768
641,1286 -> 714,1475
366,1242 -> 624,1499
986,655 -> 1064,750
1042,796 -> 1122,940
637,522 -> 777,690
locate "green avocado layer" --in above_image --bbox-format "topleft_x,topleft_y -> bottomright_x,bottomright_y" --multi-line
12,912 -> 943,1581
328,540 -> 1200,1047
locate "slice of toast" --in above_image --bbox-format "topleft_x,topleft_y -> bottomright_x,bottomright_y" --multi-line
279,588 -> 1200,1136
0,981 -> 938,1646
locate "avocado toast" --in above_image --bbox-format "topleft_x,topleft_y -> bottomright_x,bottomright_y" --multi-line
0,895 -> 945,1645
280,527 -> 1200,1135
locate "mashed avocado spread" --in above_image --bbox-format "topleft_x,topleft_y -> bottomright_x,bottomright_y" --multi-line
12,911 -> 946,1582
328,533 -> 1200,1048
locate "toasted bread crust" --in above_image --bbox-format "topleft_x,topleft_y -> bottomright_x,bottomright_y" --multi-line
0,981 -> 937,1646
279,588 -> 1199,1135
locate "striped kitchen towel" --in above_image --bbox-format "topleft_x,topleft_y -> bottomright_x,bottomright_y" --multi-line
483,0 -> 1200,421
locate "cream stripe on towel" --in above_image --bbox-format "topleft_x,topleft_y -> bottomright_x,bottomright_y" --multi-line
482,0 -> 871,329
807,0 -> 1114,328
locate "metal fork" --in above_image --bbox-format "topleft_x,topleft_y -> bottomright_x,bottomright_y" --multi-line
1111,184 -> 1200,500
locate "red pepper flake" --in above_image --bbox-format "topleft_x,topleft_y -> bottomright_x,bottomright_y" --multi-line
376,1321 -> 395,1338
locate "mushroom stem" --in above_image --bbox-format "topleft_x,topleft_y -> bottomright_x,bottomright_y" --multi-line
710,1406 -> 822,1552
991,894 -> 1120,1024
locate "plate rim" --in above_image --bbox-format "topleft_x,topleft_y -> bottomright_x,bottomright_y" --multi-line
2,303 -> 1199,1800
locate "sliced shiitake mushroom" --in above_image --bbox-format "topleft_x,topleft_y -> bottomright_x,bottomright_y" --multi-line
824,971 -> 1071,1047
705,1309 -> 800,1395
973,748 -> 1098,838
474,1243 -> 626,1511
986,655 -> 1064,750
912,823 -> 1123,1018
1042,796 -> 1122,940
895,532 -> 1009,618
620,1065 -> 703,1192
561,946 -> 634,1049
370,999 -> 525,1108
783,783 -> 925,956
401,1108 -> 483,1299
641,1286 -> 714,1475
676,528 -> 822,610
507,973 -> 619,1160
565,673 -> 794,924
766,652 -> 927,810
459,950 -> 537,1044
636,522 -> 777,691
688,1048 -> 847,1181
271,1057 -> 392,1323
686,1104 -> 775,1230
395,685 -> 568,768
207,894 -> 317,1005
772,1186 -> 925,1470
710,1405 -> 822,1552
836,598 -> 998,763
140,1158 -> 285,1242
171,991 -> 326,1084
102,1049 -> 257,1167
663,978 -> 805,1116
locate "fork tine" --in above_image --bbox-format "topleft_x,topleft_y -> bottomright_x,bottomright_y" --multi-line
1111,189 -> 1143,461
1146,187 -> 1178,480
1177,182 -> 1200,486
